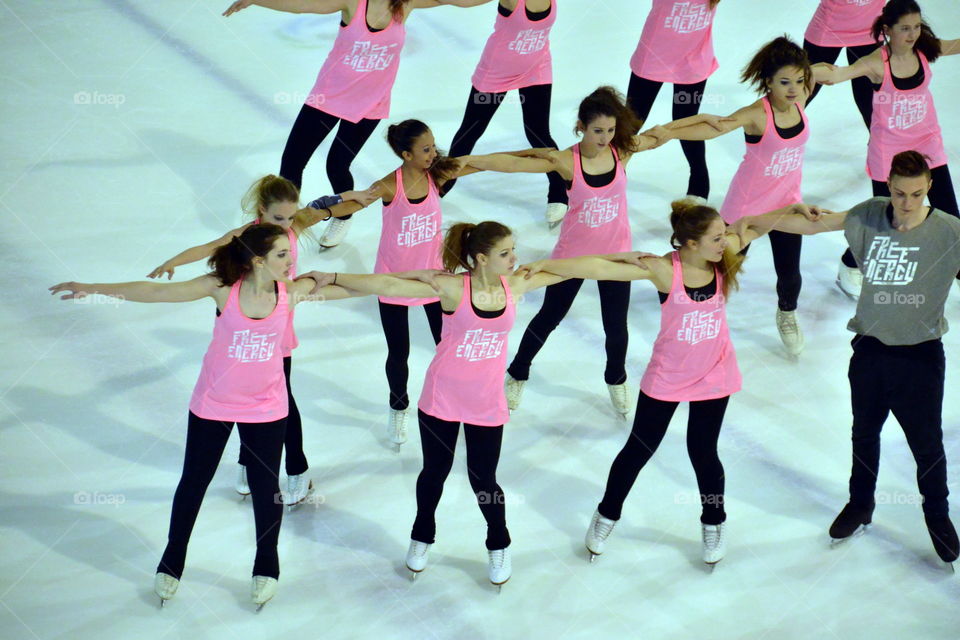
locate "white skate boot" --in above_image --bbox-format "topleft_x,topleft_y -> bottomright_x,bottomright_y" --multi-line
487,547 -> 512,591
405,540 -> 431,580
319,217 -> 352,249
505,375 -> 526,412
836,261 -> 862,300
389,408 -> 409,452
251,576 -> 278,611
545,202 -> 568,229
154,572 -> 179,607
285,473 -> 313,509
585,509 -> 617,562
702,523 -> 726,568
776,309 -> 804,357
235,465 -> 250,499
607,382 -> 630,419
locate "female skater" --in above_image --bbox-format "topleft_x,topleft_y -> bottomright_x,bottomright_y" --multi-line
810,0 -> 960,298
51,224 -> 359,608
515,200 -> 832,566
444,0 -> 568,227
627,0 -> 720,202
465,86 -> 666,417
147,175 -> 378,506
222,0 -> 492,248
312,221 -> 565,588
649,37 -> 821,356
802,0 -> 884,127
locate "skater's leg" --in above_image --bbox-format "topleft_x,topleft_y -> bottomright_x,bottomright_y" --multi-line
379,301 -> 413,411
597,280 -> 630,385
597,391 -> 679,520
768,230 -> 803,312
672,79 -> 710,199
443,86 -> 504,196
518,83 -> 567,204
847,43 -> 880,128
626,73 -> 663,124
282,357 -> 308,476
279,105 -> 339,190
325,116 -> 381,219
411,411 -> 461,544
507,278 -> 584,381
238,418 -> 286,579
423,300 -> 443,345
847,337 -> 893,508
802,41 -> 842,107
464,424 -> 511,550
685,396 -> 730,525
927,165 -> 959,218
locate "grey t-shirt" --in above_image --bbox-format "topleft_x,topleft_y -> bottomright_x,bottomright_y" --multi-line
845,197 -> 960,345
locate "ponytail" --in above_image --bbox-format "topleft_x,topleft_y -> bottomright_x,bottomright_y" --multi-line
442,221 -> 512,273
669,200 -> 743,299
740,36 -> 811,95
209,223 -> 285,286
241,174 -> 300,220
576,86 -> 643,154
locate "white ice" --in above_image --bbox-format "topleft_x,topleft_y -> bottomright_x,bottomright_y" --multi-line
3,1 -> 960,638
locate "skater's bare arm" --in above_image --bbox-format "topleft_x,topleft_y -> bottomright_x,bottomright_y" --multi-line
223,0 -> 347,17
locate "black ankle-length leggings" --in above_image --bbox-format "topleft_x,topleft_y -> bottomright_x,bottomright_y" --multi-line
507,278 -> 630,385
802,40 -> 879,129
445,83 -> 567,204
159,412 -> 286,580
738,230 -> 802,312
411,410 -> 510,550
378,301 -> 443,410
598,391 -> 729,526
626,74 -> 710,199
238,356 -> 306,475
279,104 -> 381,220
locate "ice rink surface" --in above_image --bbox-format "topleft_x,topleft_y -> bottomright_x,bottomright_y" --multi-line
2,1 -> 960,638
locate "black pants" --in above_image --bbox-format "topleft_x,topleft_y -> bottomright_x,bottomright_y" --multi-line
445,83 -> 567,204
627,74 -> 710,199
508,278 -> 630,384
238,356 -> 307,475
803,40 -> 879,128
159,412 -> 286,580
842,165 -> 959,268
378,301 -> 443,410
411,410 -> 510,550
738,230 -> 802,311
279,104 -> 381,220
598,391 -> 729,525
847,336 -> 949,516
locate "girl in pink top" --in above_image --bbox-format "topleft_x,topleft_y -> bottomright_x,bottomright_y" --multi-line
223,0 -> 492,248
147,175 -> 378,506
516,201 -> 803,567
803,0 -> 883,128
51,224 -> 366,608
651,37 -> 824,357
628,0 -> 720,202
445,0 -> 568,227
811,0 -> 960,294
326,221 -> 565,588
465,87 -> 665,418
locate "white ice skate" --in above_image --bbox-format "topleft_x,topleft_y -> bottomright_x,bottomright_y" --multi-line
251,576 -> 278,611
505,375 -> 526,412
389,408 -> 409,451
235,465 -> 250,500
154,572 -> 179,607
585,509 -> 617,562
836,262 -> 862,300
487,547 -> 512,591
702,523 -> 726,569
319,217 -> 352,249
607,382 -> 630,419
405,540 -> 431,580
776,309 -> 804,357
285,473 -> 313,509
545,202 -> 568,229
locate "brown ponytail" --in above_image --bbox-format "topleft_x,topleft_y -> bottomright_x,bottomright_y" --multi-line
442,221 -> 512,273
388,0 -> 409,21
576,86 -> 643,154
669,200 -> 743,299
872,0 -> 941,62
209,223 -> 285,286
740,36 -> 811,95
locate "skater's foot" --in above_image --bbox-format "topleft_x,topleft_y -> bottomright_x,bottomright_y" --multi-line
585,509 -> 617,560
607,382 -> 630,419
405,539 -> 431,577
702,522 -> 726,565
487,547 -> 511,588
251,576 -> 278,610
285,473 -> 313,507
836,261 -> 862,300
389,408 -> 409,447
924,513 -> 959,563
829,502 -> 875,543
545,202 -> 567,229
235,465 -> 250,498
154,572 -> 179,605
505,375 -> 526,412
319,217 -> 352,249
776,309 -> 804,356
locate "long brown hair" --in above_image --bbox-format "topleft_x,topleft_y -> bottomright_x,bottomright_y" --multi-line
576,86 -> 643,154
386,119 -> 460,184
669,200 -> 743,299
209,223 -> 285,286
872,0 -> 941,62
388,0 -> 409,21
442,221 -> 512,273
740,36 -> 811,95
708,0 -> 720,8
241,174 -> 300,219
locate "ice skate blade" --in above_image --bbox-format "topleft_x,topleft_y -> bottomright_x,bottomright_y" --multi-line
238,493 -> 249,501
830,524 -> 870,547
588,551 -> 600,563
407,568 -> 422,582
255,602 -> 267,612
704,560 -> 721,572
286,481 -> 315,512
159,597 -> 166,608
491,579 -> 508,593
834,278 -> 860,302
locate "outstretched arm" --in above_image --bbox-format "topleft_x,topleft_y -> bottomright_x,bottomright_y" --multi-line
939,38 -> 960,56
147,224 -> 254,279
410,0 -> 493,8
223,0 -> 346,16
659,105 -> 754,142
812,51 -> 882,85
732,206 -> 847,247
466,151 -> 559,175
50,275 -> 219,303
516,255 -> 660,283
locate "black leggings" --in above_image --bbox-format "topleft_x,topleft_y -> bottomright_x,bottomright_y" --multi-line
803,40 -> 879,129
378,301 -> 443,410
411,410 -> 510,550
508,278 -> 630,385
598,391 -> 729,526
445,83 -> 567,204
627,74 -> 710,199
238,356 -> 307,475
279,104 -> 381,220
842,165 -> 959,268
739,230 -> 802,311
159,412 -> 286,580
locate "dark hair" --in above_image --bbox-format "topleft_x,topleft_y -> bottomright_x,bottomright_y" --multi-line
442,221 -> 512,273
209,223 -> 286,286
888,150 -> 932,182
386,119 -> 461,184
388,0 -> 409,20
741,36 -> 811,94
872,0 -> 940,62
669,200 -> 743,299
709,0 -> 720,7
241,174 -> 300,219
576,86 -> 643,154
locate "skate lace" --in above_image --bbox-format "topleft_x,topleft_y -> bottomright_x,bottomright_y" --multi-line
703,525 -> 723,550
593,516 -> 615,541
777,312 -> 798,334
489,549 -> 506,569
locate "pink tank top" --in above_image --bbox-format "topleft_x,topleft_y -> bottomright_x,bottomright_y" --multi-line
190,280 -> 290,423
306,0 -> 406,123
374,169 -> 442,306
551,144 -> 631,259
720,97 -> 809,224
418,275 -> 516,426
630,0 -> 718,84
804,0 -> 883,48
866,48 -> 947,181
640,252 -> 741,402
471,0 -> 555,93
251,222 -> 298,356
